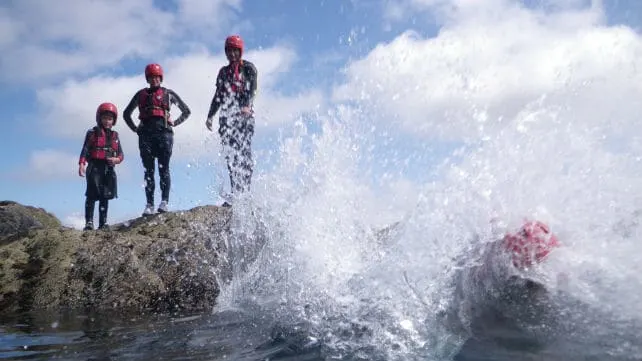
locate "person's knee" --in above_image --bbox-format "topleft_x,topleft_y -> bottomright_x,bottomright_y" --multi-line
162,133 -> 174,150
141,154 -> 155,169
139,141 -> 151,151
158,156 -> 171,172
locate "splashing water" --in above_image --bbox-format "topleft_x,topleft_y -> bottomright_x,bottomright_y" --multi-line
211,85 -> 642,359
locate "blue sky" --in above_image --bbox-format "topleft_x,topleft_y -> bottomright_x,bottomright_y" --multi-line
1,0 -> 642,228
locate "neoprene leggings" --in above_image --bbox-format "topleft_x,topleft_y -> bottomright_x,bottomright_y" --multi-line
139,131 -> 173,205
85,198 -> 108,226
219,116 -> 254,194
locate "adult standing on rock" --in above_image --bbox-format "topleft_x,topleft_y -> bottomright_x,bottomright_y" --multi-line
206,35 -> 258,206
124,63 -> 191,216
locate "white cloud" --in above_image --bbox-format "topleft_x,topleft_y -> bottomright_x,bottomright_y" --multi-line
335,1 -> 642,142
38,75 -> 140,140
16,149 -> 79,181
12,147 -> 136,184
246,46 -> 297,89
0,0 -> 240,83
257,90 -> 324,127
3,0 -> 325,185
36,45 -> 325,159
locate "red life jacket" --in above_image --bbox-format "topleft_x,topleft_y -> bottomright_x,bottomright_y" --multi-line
227,62 -> 245,93
88,127 -> 119,161
138,87 -> 169,120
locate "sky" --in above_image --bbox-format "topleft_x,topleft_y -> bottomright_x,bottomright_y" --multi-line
1,0 -> 642,229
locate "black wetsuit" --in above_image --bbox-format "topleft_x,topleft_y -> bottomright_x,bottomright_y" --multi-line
79,126 -> 124,227
123,86 -> 190,206
207,60 -> 258,195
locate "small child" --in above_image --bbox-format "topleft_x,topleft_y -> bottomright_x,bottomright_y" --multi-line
78,103 -> 124,230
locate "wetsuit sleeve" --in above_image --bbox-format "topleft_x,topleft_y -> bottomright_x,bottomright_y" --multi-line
79,129 -> 93,165
167,89 -> 191,126
243,61 -> 258,109
207,67 -> 225,119
123,91 -> 140,133
114,131 -> 124,163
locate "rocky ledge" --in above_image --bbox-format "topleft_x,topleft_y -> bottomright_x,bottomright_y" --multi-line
0,201 -> 246,315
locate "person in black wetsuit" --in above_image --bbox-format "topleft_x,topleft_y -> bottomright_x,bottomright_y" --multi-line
78,102 -> 124,231
123,63 -> 191,216
206,35 -> 258,206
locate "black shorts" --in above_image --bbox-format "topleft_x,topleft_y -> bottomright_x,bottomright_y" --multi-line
85,160 -> 117,200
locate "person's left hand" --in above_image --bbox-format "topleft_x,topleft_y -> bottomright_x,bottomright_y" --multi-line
240,106 -> 252,117
167,119 -> 175,127
107,157 -> 120,166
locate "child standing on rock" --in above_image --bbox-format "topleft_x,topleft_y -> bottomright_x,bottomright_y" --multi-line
78,103 -> 124,230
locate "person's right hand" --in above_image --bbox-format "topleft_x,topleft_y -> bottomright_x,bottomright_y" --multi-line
78,164 -> 86,177
205,117 -> 213,131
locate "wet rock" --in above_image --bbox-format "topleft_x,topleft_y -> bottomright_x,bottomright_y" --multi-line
0,201 -> 61,240
0,203 -> 245,315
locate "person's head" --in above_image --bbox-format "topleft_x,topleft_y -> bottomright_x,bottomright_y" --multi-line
224,35 -> 244,63
145,63 -> 163,87
96,102 -> 118,129
502,220 -> 560,269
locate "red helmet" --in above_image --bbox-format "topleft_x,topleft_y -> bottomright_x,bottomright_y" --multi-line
145,63 -> 163,81
502,220 -> 560,269
225,35 -> 244,56
96,102 -> 118,125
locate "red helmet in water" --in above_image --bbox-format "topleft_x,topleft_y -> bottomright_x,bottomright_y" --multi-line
502,220 -> 560,269
225,35 -> 244,57
96,102 -> 118,125
145,63 -> 163,81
